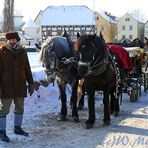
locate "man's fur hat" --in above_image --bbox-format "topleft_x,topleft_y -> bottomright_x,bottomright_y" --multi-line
5,31 -> 20,42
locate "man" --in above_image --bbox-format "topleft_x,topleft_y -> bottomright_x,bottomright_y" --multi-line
0,31 -> 34,142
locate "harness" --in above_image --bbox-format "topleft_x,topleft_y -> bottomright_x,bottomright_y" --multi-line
44,47 -> 78,85
79,41 -> 109,77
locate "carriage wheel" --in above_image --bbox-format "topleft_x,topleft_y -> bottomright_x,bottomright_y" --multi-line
139,86 -> 142,96
130,87 -> 139,103
138,80 -> 142,96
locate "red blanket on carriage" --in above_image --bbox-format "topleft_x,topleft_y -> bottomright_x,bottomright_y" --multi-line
108,44 -> 133,71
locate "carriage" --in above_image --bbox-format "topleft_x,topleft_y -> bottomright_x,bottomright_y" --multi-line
123,46 -> 148,102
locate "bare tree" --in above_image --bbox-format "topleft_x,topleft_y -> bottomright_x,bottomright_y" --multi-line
2,0 -> 14,32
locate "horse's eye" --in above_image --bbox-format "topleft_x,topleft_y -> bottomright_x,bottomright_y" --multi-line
46,64 -> 51,69
42,63 -> 45,67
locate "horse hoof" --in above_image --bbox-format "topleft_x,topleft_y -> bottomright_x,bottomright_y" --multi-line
114,111 -> 119,117
72,116 -> 79,123
103,120 -> 111,126
78,105 -> 84,110
58,115 -> 66,121
85,120 -> 94,129
85,123 -> 94,129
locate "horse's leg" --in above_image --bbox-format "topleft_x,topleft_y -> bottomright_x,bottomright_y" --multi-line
78,83 -> 85,110
114,97 -> 120,116
110,92 -> 114,115
70,80 -> 79,122
103,90 -> 111,126
110,91 -> 120,117
85,89 -> 95,129
57,82 -> 67,121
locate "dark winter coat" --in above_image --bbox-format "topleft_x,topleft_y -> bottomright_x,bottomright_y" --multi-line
0,45 -> 34,98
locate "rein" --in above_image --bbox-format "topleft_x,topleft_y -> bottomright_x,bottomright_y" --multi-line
86,42 -> 109,76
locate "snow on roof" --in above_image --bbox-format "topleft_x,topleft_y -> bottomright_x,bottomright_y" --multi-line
23,18 -> 38,28
99,11 -> 117,24
14,10 -> 23,17
40,5 -> 95,26
126,13 -> 145,24
18,31 -> 33,40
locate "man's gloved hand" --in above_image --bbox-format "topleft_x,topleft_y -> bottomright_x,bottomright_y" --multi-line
28,84 -> 35,96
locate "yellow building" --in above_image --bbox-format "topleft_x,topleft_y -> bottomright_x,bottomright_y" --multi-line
95,11 -> 117,43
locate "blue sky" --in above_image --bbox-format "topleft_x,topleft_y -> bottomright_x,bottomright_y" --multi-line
0,0 -> 147,22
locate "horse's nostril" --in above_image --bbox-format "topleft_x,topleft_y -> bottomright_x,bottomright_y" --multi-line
51,78 -> 55,81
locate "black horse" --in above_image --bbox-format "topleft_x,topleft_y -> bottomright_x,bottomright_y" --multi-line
40,36 -> 79,122
75,33 -> 120,128
131,38 -> 145,48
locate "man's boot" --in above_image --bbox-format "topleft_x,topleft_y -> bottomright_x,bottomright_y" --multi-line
0,130 -> 10,143
14,126 -> 28,136
0,117 -> 10,143
14,113 -> 28,136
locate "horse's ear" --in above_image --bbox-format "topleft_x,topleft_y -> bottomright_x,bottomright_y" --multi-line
91,34 -> 96,40
99,31 -> 104,39
77,32 -> 80,38
62,29 -> 69,37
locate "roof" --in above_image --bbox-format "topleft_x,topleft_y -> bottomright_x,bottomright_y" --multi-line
22,18 -> 39,29
39,5 -> 95,26
18,31 -> 33,40
125,13 -> 145,24
99,11 -> 117,24
14,10 -> 23,17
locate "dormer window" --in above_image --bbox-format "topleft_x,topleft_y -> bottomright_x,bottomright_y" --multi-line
125,18 -> 130,21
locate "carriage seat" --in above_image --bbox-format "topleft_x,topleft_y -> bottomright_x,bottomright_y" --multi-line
108,44 -> 133,72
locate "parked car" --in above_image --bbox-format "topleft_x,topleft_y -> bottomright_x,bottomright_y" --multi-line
0,34 -> 6,47
24,45 -> 40,52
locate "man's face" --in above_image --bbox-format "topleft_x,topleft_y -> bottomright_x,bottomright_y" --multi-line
8,38 -> 17,44
7,38 -> 17,48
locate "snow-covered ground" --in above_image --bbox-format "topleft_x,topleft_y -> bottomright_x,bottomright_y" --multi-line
0,52 -> 148,148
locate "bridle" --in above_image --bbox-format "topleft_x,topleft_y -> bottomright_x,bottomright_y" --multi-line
43,45 -> 78,79
78,38 -> 108,76
43,51 -> 58,76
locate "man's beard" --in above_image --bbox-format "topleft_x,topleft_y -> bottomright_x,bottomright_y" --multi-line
9,42 -> 17,49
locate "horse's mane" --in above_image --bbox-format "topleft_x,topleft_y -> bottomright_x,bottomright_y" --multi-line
75,34 -> 107,52
40,36 -> 54,63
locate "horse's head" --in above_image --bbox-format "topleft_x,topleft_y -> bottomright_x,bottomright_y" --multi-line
132,38 -> 144,48
75,34 -> 107,78
40,36 -> 78,84
40,38 -> 57,83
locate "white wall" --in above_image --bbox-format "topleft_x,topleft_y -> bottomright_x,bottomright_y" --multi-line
117,14 -> 138,41
23,27 -> 41,45
144,21 -> 148,38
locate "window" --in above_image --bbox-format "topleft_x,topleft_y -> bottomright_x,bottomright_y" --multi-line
122,35 -> 125,39
96,16 -> 99,20
129,25 -> 133,30
129,35 -> 133,40
125,18 -> 130,21
122,26 -> 125,30
100,25 -> 104,31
